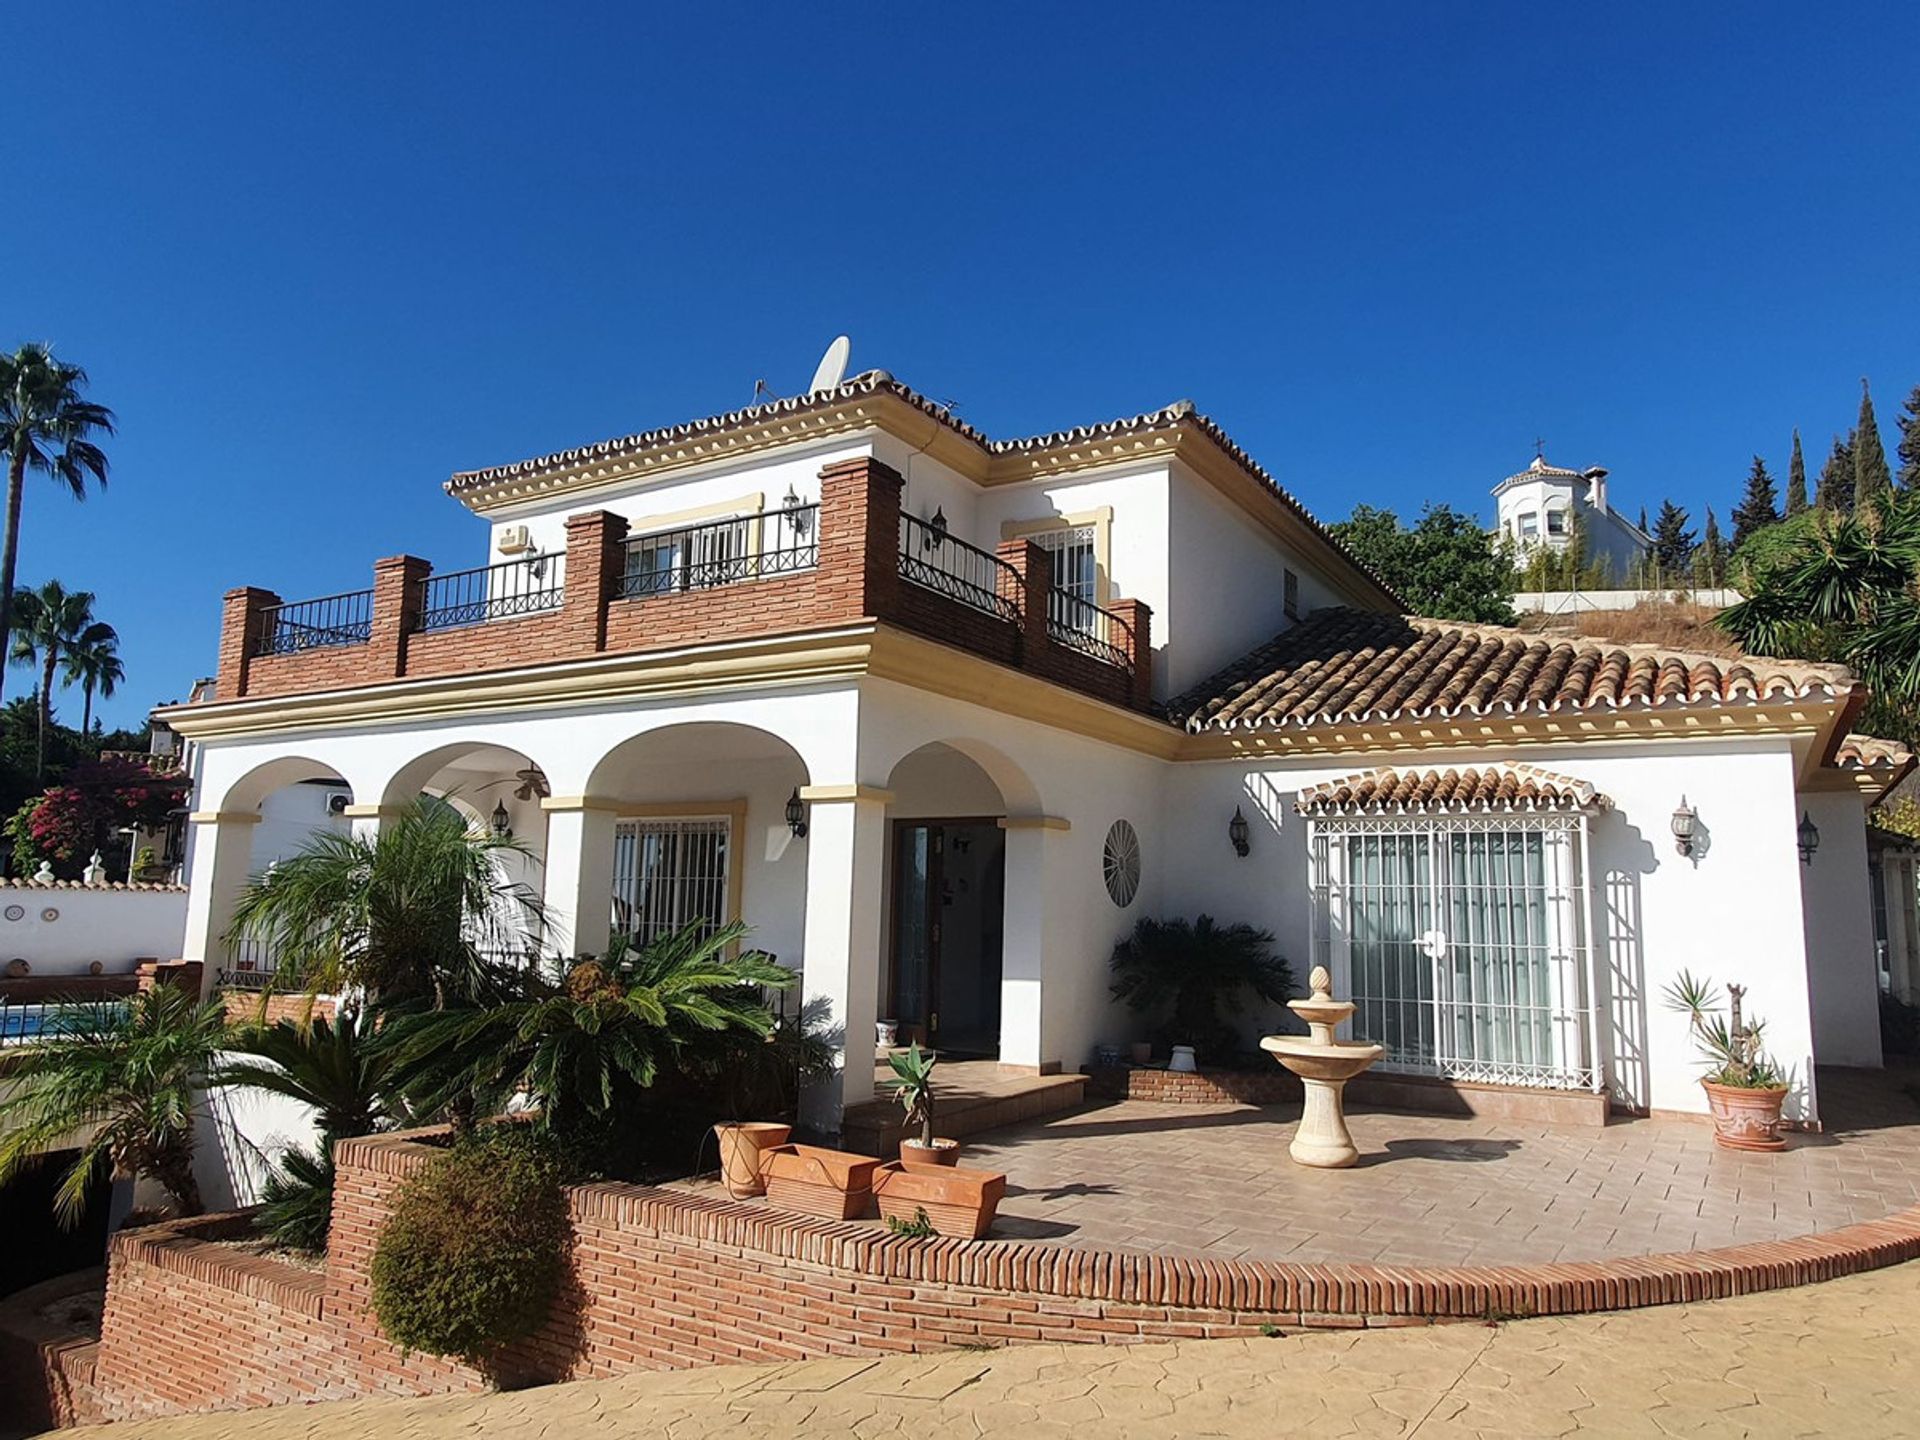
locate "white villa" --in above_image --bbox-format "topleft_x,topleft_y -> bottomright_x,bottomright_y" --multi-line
160,368 -> 1910,1133
1494,453 -> 1652,577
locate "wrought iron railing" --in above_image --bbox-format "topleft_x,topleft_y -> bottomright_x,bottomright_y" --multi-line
253,589 -> 374,656
615,507 -> 819,599
1047,587 -> 1134,670
898,515 -> 1022,623
216,937 -> 289,993
418,556 -> 564,631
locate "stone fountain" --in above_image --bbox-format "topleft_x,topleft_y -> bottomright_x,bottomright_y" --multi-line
1260,965 -> 1385,1169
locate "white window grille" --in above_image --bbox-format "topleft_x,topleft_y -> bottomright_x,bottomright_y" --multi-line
1307,812 -> 1600,1090
1030,525 -> 1099,604
610,817 -> 732,946
624,517 -> 756,594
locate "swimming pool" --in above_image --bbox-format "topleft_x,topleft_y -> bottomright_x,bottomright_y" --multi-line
0,1000 -> 130,1043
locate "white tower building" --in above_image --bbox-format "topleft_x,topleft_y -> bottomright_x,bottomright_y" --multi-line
1493,454 -> 1650,580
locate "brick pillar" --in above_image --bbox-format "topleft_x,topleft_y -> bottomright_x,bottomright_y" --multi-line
370,556 -> 431,679
563,509 -> 629,653
995,538 -> 1053,660
215,587 -> 280,700
1107,597 -> 1154,709
818,456 -> 904,620
135,960 -> 204,996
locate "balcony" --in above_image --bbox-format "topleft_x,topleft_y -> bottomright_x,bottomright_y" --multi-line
217,457 -> 1152,711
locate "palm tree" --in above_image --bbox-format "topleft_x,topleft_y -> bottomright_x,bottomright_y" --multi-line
0,345 -> 114,703
9,580 -> 110,776
0,985 -> 231,1224
63,620 -> 123,737
385,920 -> 792,1146
227,796 -> 544,1007
1110,913 -> 1293,1062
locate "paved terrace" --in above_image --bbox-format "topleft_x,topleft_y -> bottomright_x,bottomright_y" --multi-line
690,1066 -> 1920,1267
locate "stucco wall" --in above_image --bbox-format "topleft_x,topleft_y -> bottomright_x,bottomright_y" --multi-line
1800,789 -> 1883,1070
0,884 -> 187,974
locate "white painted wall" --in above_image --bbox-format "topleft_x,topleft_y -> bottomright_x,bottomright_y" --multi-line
1800,789 -> 1883,1070
0,884 -> 188,973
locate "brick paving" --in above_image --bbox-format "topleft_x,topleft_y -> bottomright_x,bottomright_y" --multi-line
54,1255 -> 1920,1438
953,1065 -> 1920,1266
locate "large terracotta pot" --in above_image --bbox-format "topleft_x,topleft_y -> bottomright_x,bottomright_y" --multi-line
762,1144 -> 882,1220
873,1161 -> 1007,1239
1701,1080 -> 1790,1152
899,1137 -> 961,1167
714,1122 -> 792,1197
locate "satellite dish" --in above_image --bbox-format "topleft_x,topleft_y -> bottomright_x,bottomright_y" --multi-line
808,335 -> 851,393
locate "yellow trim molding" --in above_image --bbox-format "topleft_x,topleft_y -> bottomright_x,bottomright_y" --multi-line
798,784 -> 895,805
540,795 -> 624,813
188,810 -> 263,825
998,815 -> 1071,832
339,803 -> 403,819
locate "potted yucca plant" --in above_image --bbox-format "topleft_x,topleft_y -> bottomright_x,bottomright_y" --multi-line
1663,970 -> 1790,1151
888,1042 -> 959,1166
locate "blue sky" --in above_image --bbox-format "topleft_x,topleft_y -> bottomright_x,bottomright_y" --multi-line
6,4 -> 1916,728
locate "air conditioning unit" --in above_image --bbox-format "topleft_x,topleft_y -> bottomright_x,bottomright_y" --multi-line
497,524 -> 533,555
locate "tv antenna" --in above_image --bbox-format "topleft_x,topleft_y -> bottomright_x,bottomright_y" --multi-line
808,335 -> 851,393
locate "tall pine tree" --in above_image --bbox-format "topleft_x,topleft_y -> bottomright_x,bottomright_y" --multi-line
1855,379 -> 1893,509
1820,432 -> 1856,515
1696,508 -> 1726,588
1897,384 -> 1920,489
1785,429 -> 1808,516
1651,500 -> 1695,578
1730,456 -> 1779,548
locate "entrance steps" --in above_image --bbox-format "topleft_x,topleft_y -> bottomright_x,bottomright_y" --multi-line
840,1059 -> 1086,1157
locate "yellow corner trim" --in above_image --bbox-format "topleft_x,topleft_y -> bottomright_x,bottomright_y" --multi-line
187,810 -> 263,825
540,795 -> 625,813
998,815 -> 1071,832
799,784 -> 895,805
340,803 -> 403,818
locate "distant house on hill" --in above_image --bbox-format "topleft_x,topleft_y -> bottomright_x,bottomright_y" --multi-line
1494,453 -> 1651,578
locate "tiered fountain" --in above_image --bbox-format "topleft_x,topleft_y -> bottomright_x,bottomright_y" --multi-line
1259,965 -> 1385,1169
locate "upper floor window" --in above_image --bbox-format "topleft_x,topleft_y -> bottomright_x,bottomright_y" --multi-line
1028,524 -> 1099,603
1284,568 -> 1300,620
1545,509 -> 1568,536
1517,512 -> 1540,539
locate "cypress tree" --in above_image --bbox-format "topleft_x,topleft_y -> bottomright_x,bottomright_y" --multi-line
1697,508 -> 1726,588
1855,379 -> 1893,509
1785,429 -> 1808,515
1651,500 -> 1695,578
1820,433 -> 1856,515
1637,505 -> 1648,533
1730,456 -> 1779,549
1897,384 -> 1920,489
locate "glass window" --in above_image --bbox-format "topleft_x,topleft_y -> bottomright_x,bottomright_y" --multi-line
610,817 -> 731,945
1027,525 -> 1099,603
1518,512 -> 1539,539
624,519 -> 754,596
1546,509 -> 1568,536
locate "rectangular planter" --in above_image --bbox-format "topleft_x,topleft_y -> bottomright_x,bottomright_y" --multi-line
761,1144 -> 881,1220
872,1161 -> 1007,1239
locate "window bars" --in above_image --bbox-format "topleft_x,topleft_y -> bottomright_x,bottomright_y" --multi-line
252,588 -> 374,656
1307,811 -> 1601,1091
610,817 -> 732,947
897,514 -> 1022,623
617,508 -> 818,600
418,556 -> 565,631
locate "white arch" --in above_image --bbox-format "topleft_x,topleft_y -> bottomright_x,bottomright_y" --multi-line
584,720 -> 814,799
209,754 -> 353,813
875,735 -> 1043,815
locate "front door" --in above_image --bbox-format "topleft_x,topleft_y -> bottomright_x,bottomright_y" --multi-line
889,820 -> 1005,1056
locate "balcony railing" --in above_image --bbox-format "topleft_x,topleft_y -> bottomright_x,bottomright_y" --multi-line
616,506 -> 819,599
419,556 -> 564,631
215,937 -> 289,993
253,589 -> 374,656
1048,587 -> 1135,671
898,515 -> 1022,623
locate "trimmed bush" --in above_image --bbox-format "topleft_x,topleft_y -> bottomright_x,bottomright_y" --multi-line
369,1128 -> 568,1366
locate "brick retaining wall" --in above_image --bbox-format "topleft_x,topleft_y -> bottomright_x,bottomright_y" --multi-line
1085,1065 -> 1302,1106
69,1125 -> 1920,1423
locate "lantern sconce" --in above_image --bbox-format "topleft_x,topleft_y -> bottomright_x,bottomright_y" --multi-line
1670,796 -> 1698,860
781,484 -> 811,537
1228,806 -> 1251,858
923,506 -> 949,549
786,787 -> 809,840
490,800 -> 513,840
1798,810 -> 1820,866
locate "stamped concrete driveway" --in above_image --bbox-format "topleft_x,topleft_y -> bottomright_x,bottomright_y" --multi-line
56,1256 -> 1920,1438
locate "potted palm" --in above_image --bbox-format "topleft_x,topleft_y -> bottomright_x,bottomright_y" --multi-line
1664,970 -> 1791,1151
888,1042 -> 959,1166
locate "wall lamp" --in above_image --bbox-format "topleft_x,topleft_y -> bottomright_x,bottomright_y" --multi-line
1670,796 -> 1698,859
923,506 -> 948,549
1798,811 -> 1820,865
781,484 -> 811,537
490,800 -> 513,840
1228,806 -> 1251,858
786,787 -> 809,840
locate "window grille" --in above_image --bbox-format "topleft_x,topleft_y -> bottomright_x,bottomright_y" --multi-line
1028,525 -> 1099,605
610,817 -> 732,947
1284,568 -> 1300,620
1307,812 -> 1600,1091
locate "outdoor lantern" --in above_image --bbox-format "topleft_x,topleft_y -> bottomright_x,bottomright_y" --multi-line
1798,810 -> 1820,865
1670,797 -> 1697,859
490,800 -> 512,840
781,483 -> 811,536
925,506 -> 949,549
786,787 -> 809,840
1228,806 -> 1251,858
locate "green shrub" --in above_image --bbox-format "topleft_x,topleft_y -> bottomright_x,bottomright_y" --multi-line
369,1128 -> 568,1366
257,1145 -> 335,1253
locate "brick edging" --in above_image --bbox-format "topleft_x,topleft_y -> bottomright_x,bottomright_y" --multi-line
110,1213 -> 325,1319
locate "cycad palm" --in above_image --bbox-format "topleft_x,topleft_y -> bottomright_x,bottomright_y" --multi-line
63,621 -> 123,736
0,344 -> 114,703
9,580 -> 110,776
228,796 -> 544,1007
0,985 -> 231,1224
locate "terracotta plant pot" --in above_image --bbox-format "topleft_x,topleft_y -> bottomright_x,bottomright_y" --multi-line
900,1137 -> 961,1167
1129,1042 -> 1152,1065
873,1161 -> 1008,1239
1701,1080 -> 1791,1152
714,1122 -> 792,1198
762,1144 -> 881,1220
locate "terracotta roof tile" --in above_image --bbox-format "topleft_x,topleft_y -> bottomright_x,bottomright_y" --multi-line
1837,734 -> 1913,770
1296,765 -> 1609,816
1170,608 -> 1853,733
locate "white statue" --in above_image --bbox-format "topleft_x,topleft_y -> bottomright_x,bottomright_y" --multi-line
83,851 -> 107,886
